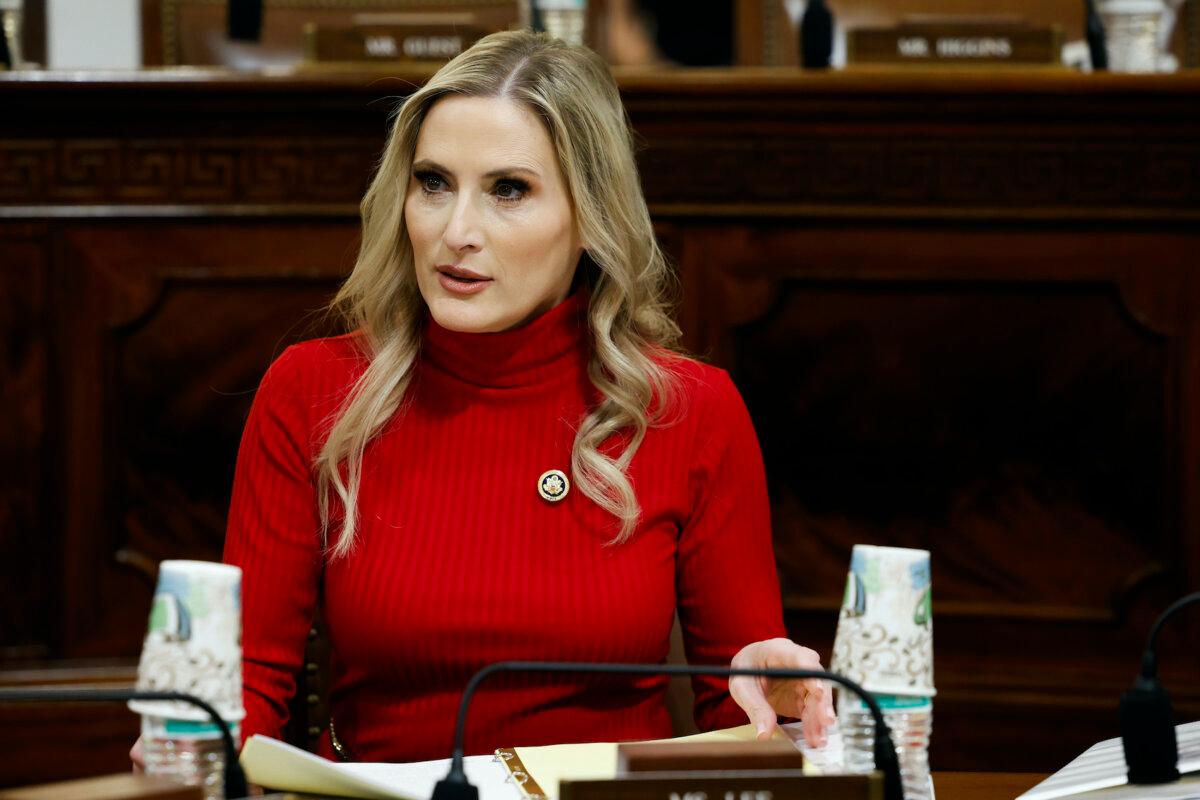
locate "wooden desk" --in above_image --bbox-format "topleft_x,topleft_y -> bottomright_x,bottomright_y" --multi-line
0,770 -> 1053,800
934,772 -> 1046,799
263,772 -> 1048,800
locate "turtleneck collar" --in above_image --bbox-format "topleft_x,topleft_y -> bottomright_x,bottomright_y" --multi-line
420,291 -> 590,389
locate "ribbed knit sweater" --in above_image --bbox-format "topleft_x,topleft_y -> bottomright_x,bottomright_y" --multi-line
223,291 -> 786,762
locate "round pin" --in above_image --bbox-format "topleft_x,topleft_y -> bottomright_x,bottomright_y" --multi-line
538,469 -> 570,502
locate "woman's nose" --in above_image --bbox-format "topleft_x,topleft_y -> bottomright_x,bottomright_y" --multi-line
442,195 -> 483,253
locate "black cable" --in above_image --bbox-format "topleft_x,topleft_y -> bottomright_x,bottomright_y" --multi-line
1140,591 -> 1200,681
0,687 -> 247,799
432,661 -> 906,800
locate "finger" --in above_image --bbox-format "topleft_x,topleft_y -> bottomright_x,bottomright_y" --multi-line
729,675 -> 780,740
802,687 -> 829,747
130,738 -> 145,773
792,645 -> 824,669
804,673 -> 836,727
822,688 -> 837,726
790,678 -> 828,716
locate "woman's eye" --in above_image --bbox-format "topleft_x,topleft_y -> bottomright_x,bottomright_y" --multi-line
493,180 -> 529,203
415,172 -> 445,194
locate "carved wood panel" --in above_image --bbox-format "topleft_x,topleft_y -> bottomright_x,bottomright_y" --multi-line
674,221 -> 1200,770
0,230 -> 51,661
638,137 -> 1200,212
744,283 -> 1169,617
52,223 -> 354,657
0,139 -> 377,205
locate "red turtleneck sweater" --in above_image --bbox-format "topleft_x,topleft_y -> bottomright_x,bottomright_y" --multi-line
223,293 -> 786,762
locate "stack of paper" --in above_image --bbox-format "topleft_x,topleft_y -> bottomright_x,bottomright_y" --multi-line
1018,721 -> 1200,800
241,737 -> 513,800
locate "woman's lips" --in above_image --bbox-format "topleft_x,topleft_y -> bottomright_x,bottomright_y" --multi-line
437,266 -> 492,295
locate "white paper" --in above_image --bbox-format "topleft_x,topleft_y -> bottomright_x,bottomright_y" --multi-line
1018,721 -> 1200,800
241,734 -> 521,800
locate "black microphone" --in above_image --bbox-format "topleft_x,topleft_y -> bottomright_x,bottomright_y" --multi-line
0,687 -> 248,799
1121,591 -> 1200,784
800,0 -> 835,69
1084,0 -> 1109,71
228,0 -> 263,42
0,21 -> 11,69
430,661 -> 905,800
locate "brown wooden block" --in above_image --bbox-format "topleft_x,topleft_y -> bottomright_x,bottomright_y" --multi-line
0,773 -> 202,800
562,772 -> 882,800
617,740 -> 805,774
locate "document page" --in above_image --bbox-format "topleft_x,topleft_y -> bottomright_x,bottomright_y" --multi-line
241,735 -> 520,800
1018,720 -> 1200,800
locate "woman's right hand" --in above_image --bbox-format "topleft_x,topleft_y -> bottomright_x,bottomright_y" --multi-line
130,736 -> 145,773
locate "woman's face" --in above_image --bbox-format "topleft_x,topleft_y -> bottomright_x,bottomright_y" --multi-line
406,95 -> 583,333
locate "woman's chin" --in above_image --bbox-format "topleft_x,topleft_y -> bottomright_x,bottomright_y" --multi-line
426,297 -> 508,334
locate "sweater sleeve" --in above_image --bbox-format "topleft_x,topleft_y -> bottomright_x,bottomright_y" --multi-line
223,345 -> 326,744
676,368 -> 788,731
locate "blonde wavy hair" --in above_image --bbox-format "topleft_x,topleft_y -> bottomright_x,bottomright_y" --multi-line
317,30 -> 681,558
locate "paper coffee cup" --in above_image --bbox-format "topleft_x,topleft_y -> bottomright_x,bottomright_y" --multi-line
128,560 -> 245,723
830,545 -> 935,698
1098,0 -> 1165,73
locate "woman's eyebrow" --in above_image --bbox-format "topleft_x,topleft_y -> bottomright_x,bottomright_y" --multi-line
411,159 -> 450,174
410,159 -> 541,180
483,166 -> 541,180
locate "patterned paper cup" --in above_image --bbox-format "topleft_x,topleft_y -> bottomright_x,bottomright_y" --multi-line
128,560 -> 245,723
830,545 -> 934,698
1098,0 -> 1165,73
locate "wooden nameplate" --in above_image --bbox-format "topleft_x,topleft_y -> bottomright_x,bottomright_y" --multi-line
561,771 -> 882,800
304,16 -> 490,64
557,741 -> 881,800
618,740 -> 805,773
848,18 -> 1063,65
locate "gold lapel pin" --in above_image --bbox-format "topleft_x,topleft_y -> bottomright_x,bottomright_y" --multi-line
538,469 -> 570,503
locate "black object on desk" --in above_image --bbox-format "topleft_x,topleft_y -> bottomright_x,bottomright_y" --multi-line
1121,591 -> 1200,784
800,0 -> 835,69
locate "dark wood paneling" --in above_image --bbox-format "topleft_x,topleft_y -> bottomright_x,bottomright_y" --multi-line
753,284 -> 1168,611
673,220 -> 1200,770
1,69 -> 1199,785
53,223 -> 352,657
0,665 -> 140,787
0,228 -> 51,661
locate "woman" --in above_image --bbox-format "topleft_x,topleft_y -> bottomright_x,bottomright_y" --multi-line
218,30 -> 832,762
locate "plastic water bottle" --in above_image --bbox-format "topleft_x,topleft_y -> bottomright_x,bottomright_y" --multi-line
536,0 -> 587,46
141,714 -> 234,800
838,691 -> 933,800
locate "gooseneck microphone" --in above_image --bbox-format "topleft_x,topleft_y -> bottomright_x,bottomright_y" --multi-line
1084,0 -> 1109,71
1121,591 -> 1200,784
430,661 -> 905,800
227,0 -> 263,41
0,687 -> 248,799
